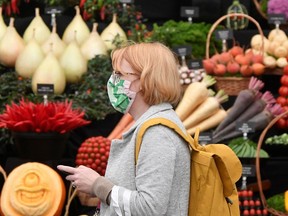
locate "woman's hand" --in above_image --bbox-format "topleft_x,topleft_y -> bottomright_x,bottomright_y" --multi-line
57,165 -> 100,195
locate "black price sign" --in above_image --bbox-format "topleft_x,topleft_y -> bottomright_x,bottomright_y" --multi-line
45,6 -> 64,14
268,13 -> 286,24
215,29 -> 233,41
180,7 -> 199,18
173,45 -> 192,57
188,59 -> 203,69
37,84 -> 54,95
198,132 -> 213,145
119,0 -> 134,3
242,164 -> 256,177
236,121 -> 255,133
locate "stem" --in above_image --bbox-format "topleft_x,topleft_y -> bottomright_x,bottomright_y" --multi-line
201,75 -> 216,88
261,91 -> 276,105
215,89 -> 229,104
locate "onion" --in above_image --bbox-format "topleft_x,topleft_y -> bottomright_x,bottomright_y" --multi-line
251,63 -> 265,76
15,29 -> 45,78
0,18 -> 25,67
276,57 -> 288,68
60,32 -> 87,83
23,8 -> 51,44
62,6 -> 90,45
274,46 -> 288,58
0,7 -> 7,40
263,56 -> 277,68
250,34 -> 269,52
202,59 -> 215,74
226,61 -> 240,74
100,13 -> 127,50
32,50 -> 66,95
42,24 -> 66,58
219,52 -> 232,64
268,28 -> 287,41
213,64 -> 226,76
81,23 -> 108,60
229,46 -> 243,57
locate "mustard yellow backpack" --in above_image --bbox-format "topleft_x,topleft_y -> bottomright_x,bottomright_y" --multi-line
135,118 -> 242,216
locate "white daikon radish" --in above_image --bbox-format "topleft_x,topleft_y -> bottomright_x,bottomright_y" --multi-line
60,31 -> 87,83
0,18 -> 25,67
62,6 -> 90,45
268,28 -> 286,41
32,48 -> 66,95
23,8 -> 51,44
0,7 -> 7,40
81,23 -> 108,60
42,24 -> 66,58
100,13 -> 127,50
15,29 -> 45,78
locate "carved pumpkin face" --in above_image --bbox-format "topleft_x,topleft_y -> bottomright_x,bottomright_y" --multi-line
0,162 -> 65,216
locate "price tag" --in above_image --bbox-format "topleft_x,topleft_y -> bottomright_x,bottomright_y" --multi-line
188,59 -> 203,69
173,45 -> 192,57
268,13 -> 286,25
37,84 -> 54,95
236,121 -> 255,133
119,0 -> 134,3
242,164 -> 256,177
198,132 -> 213,145
180,7 -> 199,18
215,29 -> 233,41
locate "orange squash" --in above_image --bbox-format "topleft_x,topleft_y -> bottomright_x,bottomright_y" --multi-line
0,162 -> 66,216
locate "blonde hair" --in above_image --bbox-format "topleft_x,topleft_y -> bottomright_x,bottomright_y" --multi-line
111,42 -> 182,106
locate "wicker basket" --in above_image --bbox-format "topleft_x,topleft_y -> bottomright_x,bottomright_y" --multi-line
214,76 -> 251,96
256,111 -> 288,216
205,13 -> 265,96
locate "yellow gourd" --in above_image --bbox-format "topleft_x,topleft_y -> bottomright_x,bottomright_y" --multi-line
285,190 -> 288,212
0,162 -> 66,216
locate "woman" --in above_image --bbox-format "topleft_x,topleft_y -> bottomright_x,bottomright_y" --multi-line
57,42 -> 190,216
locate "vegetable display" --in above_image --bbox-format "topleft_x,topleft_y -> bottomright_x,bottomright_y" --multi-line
75,136 -> 111,176
213,77 -> 283,143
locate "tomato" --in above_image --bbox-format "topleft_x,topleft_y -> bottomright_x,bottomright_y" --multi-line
283,64 -> 288,75
279,86 -> 288,97
276,117 -> 287,129
281,75 -> 288,86
276,96 -> 287,106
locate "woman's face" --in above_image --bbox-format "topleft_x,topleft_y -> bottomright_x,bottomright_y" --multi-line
117,59 -> 140,92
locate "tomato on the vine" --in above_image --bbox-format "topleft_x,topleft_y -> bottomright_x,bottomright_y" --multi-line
281,75 -> 288,86
279,86 -> 288,97
276,96 -> 287,106
276,117 -> 287,129
283,64 -> 288,75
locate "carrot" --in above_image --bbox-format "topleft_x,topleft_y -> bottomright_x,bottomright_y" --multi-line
183,90 -> 228,129
107,113 -> 134,139
114,120 -> 135,139
213,98 -> 266,143
213,76 -> 264,135
187,109 -> 227,135
175,75 -> 216,121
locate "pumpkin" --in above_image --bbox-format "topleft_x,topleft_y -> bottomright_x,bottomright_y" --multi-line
0,162 -> 66,216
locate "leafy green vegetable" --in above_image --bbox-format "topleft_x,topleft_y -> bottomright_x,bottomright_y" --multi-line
266,193 -> 286,212
150,20 -> 223,59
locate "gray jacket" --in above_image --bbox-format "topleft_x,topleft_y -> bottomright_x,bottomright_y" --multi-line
100,103 -> 190,216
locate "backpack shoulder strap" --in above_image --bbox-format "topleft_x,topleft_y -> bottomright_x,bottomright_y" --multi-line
135,117 -> 199,164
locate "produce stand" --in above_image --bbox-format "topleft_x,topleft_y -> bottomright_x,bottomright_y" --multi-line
0,0 -> 288,215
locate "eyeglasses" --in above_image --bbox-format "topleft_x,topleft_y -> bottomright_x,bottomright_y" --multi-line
112,70 -> 138,84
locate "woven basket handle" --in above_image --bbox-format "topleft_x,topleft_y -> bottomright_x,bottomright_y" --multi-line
256,110 -> 288,216
205,13 -> 265,59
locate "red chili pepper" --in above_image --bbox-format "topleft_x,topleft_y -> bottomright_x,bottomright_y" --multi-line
83,10 -> 92,21
100,5 -> 105,20
11,0 -> 19,14
79,0 -> 86,8
5,4 -> 11,16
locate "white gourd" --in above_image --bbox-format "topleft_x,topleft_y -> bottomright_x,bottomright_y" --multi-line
23,8 -> 51,44
60,31 -> 87,83
0,7 -> 7,40
32,49 -> 66,95
42,24 -> 66,58
62,6 -> 90,45
15,29 -> 45,78
0,18 -> 25,67
81,23 -> 108,60
100,13 -> 127,50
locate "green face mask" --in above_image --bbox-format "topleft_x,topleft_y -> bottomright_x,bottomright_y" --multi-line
107,75 -> 137,113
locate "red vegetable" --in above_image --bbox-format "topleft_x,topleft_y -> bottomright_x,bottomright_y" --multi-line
281,75 -> 288,86
279,86 -> 288,97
